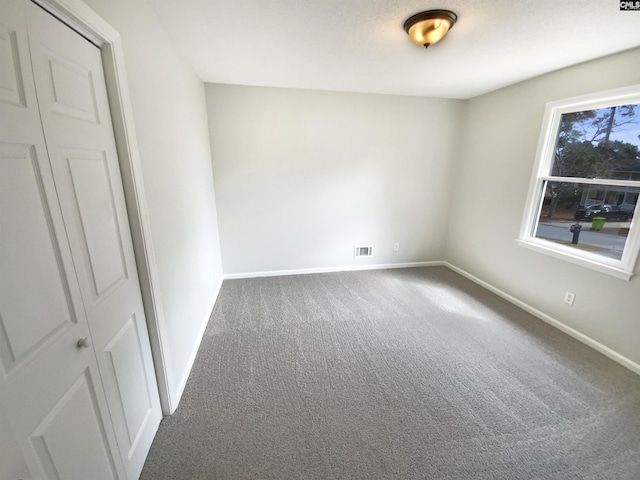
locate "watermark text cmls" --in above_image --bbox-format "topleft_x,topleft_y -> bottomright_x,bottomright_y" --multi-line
620,1 -> 640,10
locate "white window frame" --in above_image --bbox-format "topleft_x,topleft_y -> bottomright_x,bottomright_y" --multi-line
518,84 -> 640,281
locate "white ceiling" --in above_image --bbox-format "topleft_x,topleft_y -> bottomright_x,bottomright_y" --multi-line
144,0 -> 640,99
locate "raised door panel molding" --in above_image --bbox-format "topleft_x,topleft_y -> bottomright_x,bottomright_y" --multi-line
0,23 -> 26,107
29,370 -> 119,479
46,49 -> 100,124
65,149 -> 129,308
104,315 -> 154,456
0,144 -> 76,374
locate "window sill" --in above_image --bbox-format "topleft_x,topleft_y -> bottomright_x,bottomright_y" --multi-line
515,239 -> 633,281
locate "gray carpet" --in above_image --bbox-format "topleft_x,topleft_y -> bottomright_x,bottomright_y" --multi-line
140,266 -> 640,479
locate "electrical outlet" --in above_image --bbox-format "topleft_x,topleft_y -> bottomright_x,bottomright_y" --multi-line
393,243 -> 399,251
564,291 -> 575,306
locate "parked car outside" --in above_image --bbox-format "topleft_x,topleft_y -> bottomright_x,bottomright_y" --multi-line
574,204 -> 634,221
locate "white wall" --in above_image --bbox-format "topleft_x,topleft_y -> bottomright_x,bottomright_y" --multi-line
447,47 -> 640,365
83,0 -> 223,409
205,84 -> 464,274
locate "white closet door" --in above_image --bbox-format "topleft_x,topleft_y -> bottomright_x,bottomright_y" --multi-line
0,1 -> 126,479
25,3 -> 163,479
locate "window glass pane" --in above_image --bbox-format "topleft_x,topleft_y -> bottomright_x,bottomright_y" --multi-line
551,103 -> 640,180
534,181 -> 638,261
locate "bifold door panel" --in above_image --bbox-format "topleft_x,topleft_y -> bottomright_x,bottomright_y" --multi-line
0,144 -> 78,373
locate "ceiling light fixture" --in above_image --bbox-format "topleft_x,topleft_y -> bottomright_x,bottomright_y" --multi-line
403,10 -> 457,49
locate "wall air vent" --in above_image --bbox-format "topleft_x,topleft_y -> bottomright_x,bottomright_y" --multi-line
354,245 -> 373,258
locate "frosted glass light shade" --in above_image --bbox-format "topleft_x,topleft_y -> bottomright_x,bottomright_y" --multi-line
404,10 -> 458,48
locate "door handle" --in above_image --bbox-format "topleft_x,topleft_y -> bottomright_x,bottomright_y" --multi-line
77,337 -> 92,349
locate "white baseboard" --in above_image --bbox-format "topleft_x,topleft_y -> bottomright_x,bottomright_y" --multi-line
444,262 -> 640,376
223,261 -> 444,280
171,275 -> 224,414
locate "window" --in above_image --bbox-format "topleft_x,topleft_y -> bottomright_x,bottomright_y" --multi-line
519,85 -> 640,280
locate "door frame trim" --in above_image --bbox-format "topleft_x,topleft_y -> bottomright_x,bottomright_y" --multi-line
33,0 -> 175,414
